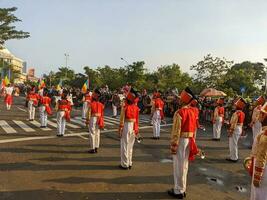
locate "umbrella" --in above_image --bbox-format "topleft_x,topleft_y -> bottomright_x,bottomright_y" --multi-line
200,88 -> 227,97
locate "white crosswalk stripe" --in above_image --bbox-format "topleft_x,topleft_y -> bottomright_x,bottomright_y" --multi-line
51,118 -> 80,129
29,120 -> 52,131
0,120 -> 17,133
74,116 -> 116,126
70,118 -> 86,126
47,120 -> 58,128
13,120 -> 35,132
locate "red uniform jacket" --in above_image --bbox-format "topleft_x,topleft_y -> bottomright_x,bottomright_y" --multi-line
91,101 -> 104,129
236,110 -> 245,124
58,99 -> 71,121
84,94 -> 92,103
40,96 -> 52,115
27,92 -> 39,106
154,98 -> 165,120
124,103 -> 140,135
178,107 -> 198,160
191,106 -> 199,130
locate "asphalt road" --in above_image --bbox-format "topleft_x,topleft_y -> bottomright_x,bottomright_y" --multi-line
0,96 -> 252,200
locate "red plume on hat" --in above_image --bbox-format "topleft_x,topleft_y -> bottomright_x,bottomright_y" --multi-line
234,97 -> 246,110
256,96 -> 265,105
180,87 -> 195,104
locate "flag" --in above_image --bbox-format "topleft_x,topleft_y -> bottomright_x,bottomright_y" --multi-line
3,76 -> 9,86
81,79 -> 89,93
56,79 -> 63,91
38,79 -> 46,89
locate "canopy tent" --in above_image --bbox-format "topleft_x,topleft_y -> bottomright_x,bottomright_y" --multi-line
200,88 -> 227,97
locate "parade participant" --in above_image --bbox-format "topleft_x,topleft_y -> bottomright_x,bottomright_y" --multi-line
56,90 -> 71,137
226,97 -> 246,162
119,88 -> 140,169
250,102 -> 267,200
168,87 -> 199,199
250,96 -> 265,141
39,89 -> 52,128
26,86 -> 39,121
88,89 -> 104,153
152,91 -> 164,139
82,89 -> 92,119
4,83 -> 14,110
111,91 -> 120,118
212,98 -> 225,141
190,98 -> 200,138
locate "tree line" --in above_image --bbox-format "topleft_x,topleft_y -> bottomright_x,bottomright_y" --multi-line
41,54 -> 266,97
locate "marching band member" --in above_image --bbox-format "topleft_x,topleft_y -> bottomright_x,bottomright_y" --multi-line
56,91 -> 71,137
190,99 -> 200,138
119,88 -> 140,169
250,96 -> 265,141
152,91 -> 164,139
82,89 -> 92,119
168,87 -> 199,199
111,91 -> 120,118
226,97 -> 246,162
212,98 -> 225,141
39,89 -> 52,128
250,102 -> 267,200
4,83 -> 14,110
26,86 -> 39,121
88,89 -> 104,153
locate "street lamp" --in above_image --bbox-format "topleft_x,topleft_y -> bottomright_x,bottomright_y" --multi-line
64,53 -> 69,80
120,57 -> 130,66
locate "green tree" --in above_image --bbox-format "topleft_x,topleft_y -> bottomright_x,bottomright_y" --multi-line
124,61 -> 146,89
156,64 -> 193,91
0,7 -> 30,46
55,67 -> 75,86
83,66 -> 102,87
190,54 -> 233,89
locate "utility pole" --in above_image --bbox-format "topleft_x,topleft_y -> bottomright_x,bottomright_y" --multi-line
120,57 -> 130,66
64,53 -> 69,80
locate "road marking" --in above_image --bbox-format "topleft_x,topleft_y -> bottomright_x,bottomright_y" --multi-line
0,124 -> 172,144
29,120 -> 52,131
0,120 -> 17,133
77,134 -> 88,140
70,118 -> 86,126
51,118 -> 80,129
13,120 -> 35,132
47,120 -> 58,128
74,117 -> 115,126
16,106 -> 27,112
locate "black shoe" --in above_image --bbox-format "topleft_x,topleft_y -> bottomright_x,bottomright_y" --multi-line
88,149 -> 96,154
226,158 -> 238,163
112,116 -> 117,118
183,192 -> 186,198
82,117 -> 86,120
119,165 -> 128,170
167,189 -> 184,199
40,126 -> 46,128
29,119 -> 34,121
157,137 -> 160,140
95,148 -> 98,153
57,134 -> 62,137
128,166 -> 132,170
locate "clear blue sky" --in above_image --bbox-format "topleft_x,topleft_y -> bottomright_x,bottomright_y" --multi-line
1,0 -> 267,76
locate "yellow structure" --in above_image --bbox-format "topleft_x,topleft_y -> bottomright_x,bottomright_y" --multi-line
0,47 -> 25,84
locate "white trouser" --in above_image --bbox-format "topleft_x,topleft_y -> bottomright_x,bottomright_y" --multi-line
251,161 -> 267,200
82,102 -> 88,119
120,121 -> 135,168
213,117 -> 223,139
152,110 -> 161,137
6,104 -> 11,110
229,125 -> 242,160
112,103 -> 117,116
28,100 -> 36,120
252,121 -> 262,141
89,116 -> 100,150
57,111 -> 66,135
39,106 -> 47,127
173,138 -> 190,194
